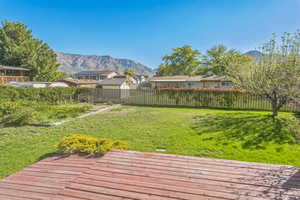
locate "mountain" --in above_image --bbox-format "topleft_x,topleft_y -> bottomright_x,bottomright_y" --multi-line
56,52 -> 154,75
244,50 -> 263,60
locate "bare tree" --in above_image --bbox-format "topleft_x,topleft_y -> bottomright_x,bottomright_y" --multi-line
228,31 -> 300,117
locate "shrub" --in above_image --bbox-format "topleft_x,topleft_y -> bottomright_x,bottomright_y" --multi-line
0,101 -> 92,125
1,107 -> 40,126
0,101 -> 21,116
106,100 -> 114,105
38,104 -> 92,120
0,86 -> 79,104
57,134 -> 128,155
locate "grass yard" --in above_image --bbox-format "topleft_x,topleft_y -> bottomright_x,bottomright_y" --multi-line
1,105 -> 300,178
0,101 -> 97,126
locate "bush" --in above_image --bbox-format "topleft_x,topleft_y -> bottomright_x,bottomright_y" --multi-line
57,134 -> 128,155
36,104 -> 92,120
0,101 -> 22,115
1,107 -> 40,126
0,86 -> 79,104
0,101 -> 92,125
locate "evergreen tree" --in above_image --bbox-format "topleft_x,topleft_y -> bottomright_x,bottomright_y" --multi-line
0,20 -> 61,81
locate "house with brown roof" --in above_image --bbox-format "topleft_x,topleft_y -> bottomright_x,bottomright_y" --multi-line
74,70 -> 118,81
61,78 -> 99,88
149,75 -> 232,89
0,65 -> 30,85
97,78 -> 132,89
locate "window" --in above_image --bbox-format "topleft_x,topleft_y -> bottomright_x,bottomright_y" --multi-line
221,81 -> 232,87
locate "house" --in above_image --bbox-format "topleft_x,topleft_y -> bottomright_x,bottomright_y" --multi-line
133,74 -> 148,84
0,149 -> 298,199
113,74 -> 147,85
61,78 -> 99,88
97,78 -> 132,89
0,65 -> 30,85
48,82 -> 69,87
9,81 -> 69,88
74,70 -> 118,80
149,75 -> 232,89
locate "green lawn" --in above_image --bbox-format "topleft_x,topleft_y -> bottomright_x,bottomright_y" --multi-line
1,105 -> 300,178
0,101 -> 95,126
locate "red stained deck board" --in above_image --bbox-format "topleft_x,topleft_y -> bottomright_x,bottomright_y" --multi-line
1,150 -> 300,200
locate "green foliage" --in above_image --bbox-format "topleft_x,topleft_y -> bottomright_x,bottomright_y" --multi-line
0,101 -> 21,115
106,100 -> 114,105
157,44 -> 252,76
2,106 -> 300,178
57,134 -> 128,155
198,45 -> 253,75
0,100 -> 92,126
110,107 -> 123,112
0,86 -> 78,104
0,20 -> 61,81
1,107 -> 39,126
156,88 -> 243,108
157,45 -> 201,76
123,69 -> 135,76
228,31 -> 300,117
35,103 -> 92,121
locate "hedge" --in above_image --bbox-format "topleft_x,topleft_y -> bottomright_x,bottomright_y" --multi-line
0,86 -> 79,104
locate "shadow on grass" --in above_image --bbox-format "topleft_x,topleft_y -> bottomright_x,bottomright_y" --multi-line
281,169 -> 300,191
37,151 -> 104,162
191,112 -> 299,149
37,152 -> 61,161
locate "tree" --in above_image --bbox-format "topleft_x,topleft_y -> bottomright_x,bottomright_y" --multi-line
123,69 -> 135,76
156,64 -> 171,76
199,45 -> 253,75
227,32 -> 300,117
0,20 -> 62,81
157,45 -> 201,76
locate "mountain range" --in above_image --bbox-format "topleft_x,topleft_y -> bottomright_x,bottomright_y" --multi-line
56,50 -> 262,76
56,52 -> 154,75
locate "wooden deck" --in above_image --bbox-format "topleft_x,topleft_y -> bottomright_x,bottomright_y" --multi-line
1,150 -> 300,199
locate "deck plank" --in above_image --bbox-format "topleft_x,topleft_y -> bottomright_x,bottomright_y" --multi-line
1,150 -> 299,200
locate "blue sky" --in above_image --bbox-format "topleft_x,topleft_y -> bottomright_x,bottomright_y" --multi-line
0,0 -> 299,68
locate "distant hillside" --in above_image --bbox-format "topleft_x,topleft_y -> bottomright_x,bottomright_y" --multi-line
244,50 -> 263,60
56,52 -> 154,75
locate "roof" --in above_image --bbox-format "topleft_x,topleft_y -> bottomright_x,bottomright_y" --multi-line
11,81 -> 50,84
98,78 -> 127,86
62,79 -> 99,85
149,75 -> 227,82
201,75 -> 226,81
76,70 -> 117,76
0,65 -> 30,71
1,150 -> 299,199
113,75 -> 127,78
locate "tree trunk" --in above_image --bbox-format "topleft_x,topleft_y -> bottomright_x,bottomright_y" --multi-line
271,101 -> 279,117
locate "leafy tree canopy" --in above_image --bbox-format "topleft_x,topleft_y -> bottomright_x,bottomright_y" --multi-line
0,20 -> 62,81
157,45 -> 201,76
227,31 -> 300,117
157,44 -> 252,76
198,45 -> 253,75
